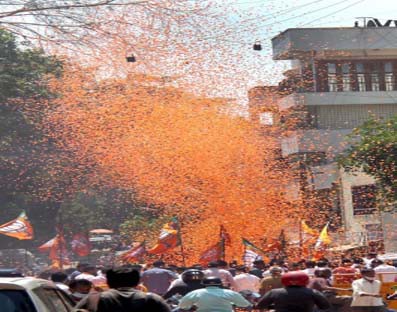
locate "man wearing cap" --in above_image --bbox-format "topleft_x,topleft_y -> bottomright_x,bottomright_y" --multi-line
259,266 -> 283,295
76,266 -> 170,312
178,277 -> 251,312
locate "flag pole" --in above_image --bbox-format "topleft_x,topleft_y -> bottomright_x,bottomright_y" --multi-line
220,226 -> 225,261
177,217 -> 187,267
299,220 -> 303,259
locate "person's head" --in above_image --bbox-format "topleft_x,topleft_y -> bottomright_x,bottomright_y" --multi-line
341,258 -> 353,267
207,261 -> 219,268
269,266 -> 283,278
314,268 -> 332,279
76,262 -> 89,272
290,262 -> 301,271
181,269 -> 204,283
153,260 -> 165,268
69,279 -> 93,298
235,265 -> 248,274
281,271 -> 309,287
305,261 -> 316,269
82,265 -> 97,276
202,277 -> 222,287
361,268 -> 376,282
217,260 -> 228,269
50,271 -> 68,283
106,267 -> 140,289
253,259 -> 265,269
367,252 -> 377,259
371,259 -> 383,268
316,260 -> 328,268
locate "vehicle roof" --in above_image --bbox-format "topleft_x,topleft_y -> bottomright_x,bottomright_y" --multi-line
0,277 -> 55,290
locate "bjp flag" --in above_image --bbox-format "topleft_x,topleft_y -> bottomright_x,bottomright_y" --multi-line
120,242 -> 147,263
147,217 -> 180,255
199,242 -> 223,266
0,211 -> 33,240
38,236 -> 57,253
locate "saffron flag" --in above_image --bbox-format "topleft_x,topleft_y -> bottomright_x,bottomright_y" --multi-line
313,223 -> 331,260
301,220 -> 319,257
120,242 -> 146,263
147,217 -> 180,254
38,236 -> 57,253
199,242 -> 223,265
71,233 -> 91,257
49,234 -> 70,264
0,211 -> 33,240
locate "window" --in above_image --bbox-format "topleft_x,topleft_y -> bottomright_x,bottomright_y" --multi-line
259,112 -> 273,125
33,288 -> 71,312
356,63 -> 366,91
342,63 -> 351,91
370,63 -> 380,91
0,290 -> 36,312
365,224 -> 383,241
385,62 -> 394,91
352,184 -> 377,215
327,63 -> 337,92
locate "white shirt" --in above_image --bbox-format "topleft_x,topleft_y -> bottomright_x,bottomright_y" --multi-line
75,273 -> 106,287
233,273 -> 260,292
351,278 -> 383,307
203,268 -> 237,290
374,264 -> 397,282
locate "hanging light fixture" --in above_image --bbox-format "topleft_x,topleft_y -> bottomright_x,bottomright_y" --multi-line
253,40 -> 262,51
126,54 -> 136,62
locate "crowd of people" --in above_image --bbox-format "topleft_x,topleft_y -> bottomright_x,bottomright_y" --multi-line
34,253 -> 397,312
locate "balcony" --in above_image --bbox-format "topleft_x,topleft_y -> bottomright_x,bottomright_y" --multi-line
281,129 -> 351,157
278,91 -> 397,110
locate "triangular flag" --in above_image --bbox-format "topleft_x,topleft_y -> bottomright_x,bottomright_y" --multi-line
148,217 -> 180,255
199,242 -> 223,266
38,236 -> 57,253
313,223 -> 331,260
0,211 -> 33,240
120,242 -> 147,263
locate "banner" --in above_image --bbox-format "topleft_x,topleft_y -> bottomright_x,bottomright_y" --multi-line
71,233 -> 91,257
120,242 -> 146,263
148,217 -> 180,254
0,211 -> 33,240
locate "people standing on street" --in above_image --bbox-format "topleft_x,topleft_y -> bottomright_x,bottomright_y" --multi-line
76,266 -> 171,312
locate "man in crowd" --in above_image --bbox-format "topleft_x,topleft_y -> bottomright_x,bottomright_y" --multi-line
50,271 -> 70,293
233,265 -> 260,292
256,271 -> 330,312
76,266 -> 170,312
163,268 -> 205,299
332,258 -> 358,284
203,260 -> 237,289
141,260 -> 177,296
249,259 -> 267,278
259,266 -> 283,295
372,259 -> 397,282
178,277 -> 251,312
351,268 -> 384,312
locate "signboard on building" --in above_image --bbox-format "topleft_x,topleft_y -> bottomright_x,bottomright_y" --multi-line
381,212 -> 397,253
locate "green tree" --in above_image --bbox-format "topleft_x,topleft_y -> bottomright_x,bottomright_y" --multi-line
341,116 -> 397,204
